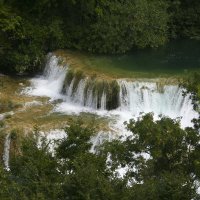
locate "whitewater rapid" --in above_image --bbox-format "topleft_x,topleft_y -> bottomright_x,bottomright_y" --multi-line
24,55 -> 198,134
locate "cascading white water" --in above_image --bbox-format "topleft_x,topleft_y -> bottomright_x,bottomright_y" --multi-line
100,91 -> 107,110
65,78 -> 86,106
24,54 -> 67,100
63,77 -> 107,110
3,134 -> 11,171
118,80 -> 198,127
24,54 -> 198,129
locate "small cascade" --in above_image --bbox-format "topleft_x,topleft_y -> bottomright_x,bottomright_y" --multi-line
43,54 -> 66,80
100,91 -> 107,110
65,77 -> 86,106
25,54 -> 68,99
3,134 -> 11,170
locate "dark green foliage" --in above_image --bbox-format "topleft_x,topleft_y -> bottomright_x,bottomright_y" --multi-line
80,0 -> 168,53
131,0 -> 169,48
0,115 -> 200,199
125,114 -> 200,176
0,2 -> 64,74
59,153 -> 115,200
181,72 -> 200,129
56,120 -> 94,161
1,0 -> 199,74
124,173 -> 197,200
104,113 -> 200,199
55,120 -> 117,199
10,134 -> 61,200
168,0 -> 200,40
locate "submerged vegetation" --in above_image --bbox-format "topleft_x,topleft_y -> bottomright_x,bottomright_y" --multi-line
1,0 -> 200,74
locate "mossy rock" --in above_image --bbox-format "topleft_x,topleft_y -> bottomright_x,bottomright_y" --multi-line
60,59 -> 121,110
62,69 -> 74,93
106,80 -> 120,110
72,70 -> 85,95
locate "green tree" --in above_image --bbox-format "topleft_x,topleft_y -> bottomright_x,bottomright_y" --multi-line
56,121 -> 117,200
10,134 -> 62,200
77,0 -> 169,53
182,72 -> 200,129
105,113 -> 200,199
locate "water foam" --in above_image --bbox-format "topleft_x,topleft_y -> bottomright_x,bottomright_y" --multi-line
24,54 -> 67,100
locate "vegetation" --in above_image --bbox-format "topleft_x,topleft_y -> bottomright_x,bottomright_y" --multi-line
182,73 -> 200,110
181,72 -> 200,129
0,113 -> 199,199
0,0 -> 200,74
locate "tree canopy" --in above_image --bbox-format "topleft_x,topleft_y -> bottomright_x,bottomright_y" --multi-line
0,0 -> 200,74
0,112 -> 200,199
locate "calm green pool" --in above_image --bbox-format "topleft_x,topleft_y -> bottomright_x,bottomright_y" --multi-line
82,39 -> 200,78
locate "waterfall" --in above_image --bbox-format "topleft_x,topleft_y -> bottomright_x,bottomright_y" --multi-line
25,54 -> 198,128
117,80 -> 197,127
24,54 -> 68,100
100,91 -> 107,110
65,78 -> 86,106
63,77 -> 109,110
3,134 -> 11,171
